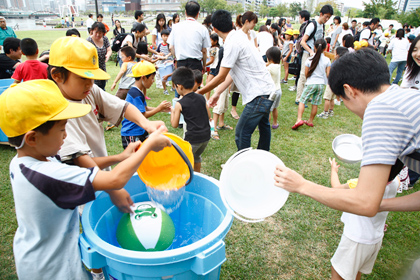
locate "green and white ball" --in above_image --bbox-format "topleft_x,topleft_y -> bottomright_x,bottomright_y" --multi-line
116,202 -> 175,251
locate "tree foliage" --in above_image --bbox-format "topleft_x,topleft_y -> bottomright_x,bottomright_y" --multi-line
276,3 -> 288,18
362,0 -> 396,19
313,0 -> 338,16
398,7 -> 420,27
288,2 -> 303,17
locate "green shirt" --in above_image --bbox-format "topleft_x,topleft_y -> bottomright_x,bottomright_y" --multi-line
0,26 -> 17,46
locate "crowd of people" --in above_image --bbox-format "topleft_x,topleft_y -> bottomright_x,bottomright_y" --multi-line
2,2 -> 420,279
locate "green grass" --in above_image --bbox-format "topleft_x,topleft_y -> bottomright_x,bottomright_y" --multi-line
1,30 -> 420,279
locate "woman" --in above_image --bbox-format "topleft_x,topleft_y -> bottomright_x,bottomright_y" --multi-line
387,29 -> 410,84
167,19 -> 173,33
331,16 -> 342,50
241,11 -> 258,48
401,35 -> 420,89
87,22 -> 111,90
173,13 -> 180,24
151,13 -> 167,50
202,14 -> 212,36
265,19 -> 271,29
235,14 -> 243,30
113,19 -> 125,38
278,18 -> 286,33
257,25 -> 274,62
337,22 -> 352,48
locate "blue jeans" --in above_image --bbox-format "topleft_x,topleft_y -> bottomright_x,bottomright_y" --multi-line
389,61 -> 406,84
235,95 -> 273,151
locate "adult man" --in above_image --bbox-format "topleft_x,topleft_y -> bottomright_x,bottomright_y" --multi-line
350,19 -> 357,36
0,16 -> 17,52
0,37 -> 21,78
197,10 -> 276,152
86,14 -> 94,34
167,1 -> 210,72
274,48 -> 420,219
133,11 -> 150,40
295,5 -> 333,104
361,18 -> 380,47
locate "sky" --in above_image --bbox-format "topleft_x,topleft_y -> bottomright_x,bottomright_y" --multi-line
279,0 -> 365,10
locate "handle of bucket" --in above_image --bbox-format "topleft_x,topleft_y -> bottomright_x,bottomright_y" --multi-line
169,138 -> 194,186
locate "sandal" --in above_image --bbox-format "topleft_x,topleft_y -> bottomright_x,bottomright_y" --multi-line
217,125 -> 233,130
272,124 -> 279,129
105,122 -> 115,131
303,120 -> 314,127
230,112 -> 240,120
292,120 -> 304,130
211,131 -> 220,140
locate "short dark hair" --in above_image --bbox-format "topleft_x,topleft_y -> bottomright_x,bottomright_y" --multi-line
333,16 -> 341,24
396,28 -> 405,39
48,65 -> 69,84
342,34 -> 354,48
259,25 -> 268,32
88,14 -> 93,18
66,28 -> 80,37
97,14 -> 103,19
136,41 -> 148,55
242,11 -> 258,25
91,22 -> 106,33
185,1 -> 200,17
134,10 -> 144,20
120,46 -> 136,60
299,10 -> 310,21
8,121 -> 58,147
210,33 -> 219,47
351,19 -> 357,23
161,29 -> 170,36
335,46 -> 349,57
328,48 -> 390,99
389,24 -> 394,27
362,21 -> 370,27
133,23 -> 146,33
325,37 -> 331,44
20,38 -> 38,56
172,67 -> 195,90
3,37 -> 21,54
370,18 -> 380,25
212,10 -> 233,33
192,69 -> 202,85
266,46 -> 281,64
320,4 -> 334,15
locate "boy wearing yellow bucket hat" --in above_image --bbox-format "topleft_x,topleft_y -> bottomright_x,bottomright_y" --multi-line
121,60 -> 171,148
0,80 -> 171,280
47,36 -> 167,213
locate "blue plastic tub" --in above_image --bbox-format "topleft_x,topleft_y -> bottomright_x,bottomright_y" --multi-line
0,79 -> 14,144
158,62 -> 174,81
80,173 -> 233,280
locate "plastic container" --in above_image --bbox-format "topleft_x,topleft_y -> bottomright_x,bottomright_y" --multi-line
332,134 -> 362,164
220,148 -> 289,223
158,62 -> 174,81
0,79 -> 14,144
80,173 -> 233,280
172,98 -> 185,124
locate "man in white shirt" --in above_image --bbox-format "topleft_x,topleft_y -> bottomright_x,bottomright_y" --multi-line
360,18 -> 380,47
197,10 -> 276,151
168,1 -> 210,72
86,14 -> 94,34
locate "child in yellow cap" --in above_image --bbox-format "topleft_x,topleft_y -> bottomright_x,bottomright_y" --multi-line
121,60 -> 171,149
47,36 -> 167,214
0,80 -> 170,280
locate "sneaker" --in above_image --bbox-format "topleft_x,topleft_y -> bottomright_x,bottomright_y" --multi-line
281,79 -> 288,84
163,89 -> 169,95
328,110 -> 334,117
317,111 -> 329,119
334,100 -> 341,106
289,86 -> 296,91
290,76 -> 296,80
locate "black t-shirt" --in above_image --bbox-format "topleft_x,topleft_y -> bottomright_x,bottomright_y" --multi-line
0,53 -> 18,79
178,92 -> 210,144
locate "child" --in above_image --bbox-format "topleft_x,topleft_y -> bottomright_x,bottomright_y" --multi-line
171,67 -> 211,173
47,36 -> 166,214
204,33 -> 220,100
111,46 -> 137,100
121,60 -> 171,148
325,37 -> 331,53
281,29 -> 294,84
317,47 -> 349,119
157,29 -> 174,95
0,79 -> 170,280
329,158 -> 398,280
379,32 -> 390,56
11,38 -> 47,83
266,47 -> 282,129
292,38 -> 330,129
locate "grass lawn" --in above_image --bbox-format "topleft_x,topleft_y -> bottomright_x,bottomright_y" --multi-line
1,29 -> 420,279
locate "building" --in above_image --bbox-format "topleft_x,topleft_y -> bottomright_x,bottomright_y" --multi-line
137,0 -> 181,13
397,0 -> 420,12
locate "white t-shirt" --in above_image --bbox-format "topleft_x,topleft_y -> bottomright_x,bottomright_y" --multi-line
360,28 -> 374,45
267,63 -> 281,90
59,85 -> 127,166
86,17 -> 94,28
119,33 -> 140,59
221,30 -> 276,104
304,53 -> 331,85
257,31 -> 274,56
151,28 -> 163,47
167,17 -> 211,60
209,46 -> 219,69
388,37 -> 410,62
337,29 -> 353,46
401,70 -> 420,89
304,20 -> 324,52
342,178 -> 398,244
10,156 -> 98,279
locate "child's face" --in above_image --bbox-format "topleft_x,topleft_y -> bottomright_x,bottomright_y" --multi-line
54,71 -> 94,101
162,34 -> 168,43
293,34 -> 298,39
285,34 -> 292,40
210,38 -> 217,46
411,40 -> 420,67
34,120 -> 68,157
121,52 -> 131,62
158,18 -> 165,27
135,30 -> 146,39
141,73 -> 155,89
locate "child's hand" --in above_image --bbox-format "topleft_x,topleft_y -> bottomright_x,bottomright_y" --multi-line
121,141 -> 142,160
163,74 -> 170,81
158,100 -> 171,112
146,126 -> 171,152
145,120 -> 168,134
329,158 -> 340,173
111,83 -> 116,91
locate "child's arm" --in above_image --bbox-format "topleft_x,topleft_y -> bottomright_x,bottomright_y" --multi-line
326,65 -> 331,78
170,102 -> 182,128
329,158 -> 349,189
206,56 -> 215,66
206,102 -> 211,120
285,42 -> 293,59
144,100 -> 171,118
305,65 -> 310,77
111,62 -> 128,91
124,104 -> 168,134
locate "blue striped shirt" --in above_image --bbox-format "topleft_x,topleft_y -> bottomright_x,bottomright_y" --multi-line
361,84 -> 420,172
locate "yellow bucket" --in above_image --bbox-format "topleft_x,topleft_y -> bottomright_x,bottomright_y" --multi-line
137,133 -> 194,191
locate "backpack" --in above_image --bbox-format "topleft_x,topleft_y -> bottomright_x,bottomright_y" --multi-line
295,20 -> 324,54
354,27 -> 372,42
111,33 -> 134,52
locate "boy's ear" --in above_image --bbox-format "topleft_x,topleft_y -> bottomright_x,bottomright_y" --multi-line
24,131 -> 38,147
50,67 -> 64,84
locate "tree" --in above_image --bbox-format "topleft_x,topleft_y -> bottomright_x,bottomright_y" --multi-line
198,0 -> 227,14
362,0 -> 396,19
245,0 -> 256,12
313,0 -> 338,15
269,7 -> 280,18
346,7 -> 361,20
259,0 -> 270,17
276,3 -> 288,17
288,2 -> 303,18
398,7 -> 420,27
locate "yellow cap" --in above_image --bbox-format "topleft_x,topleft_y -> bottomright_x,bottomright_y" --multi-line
128,60 -> 156,77
360,40 -> 369,47
353,41 -> 361,50
384,32 -> 389,37
49,36 -> 111,80
293,29 -> 300,35
0,80 -> 91,137
285,29 -> 294,36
